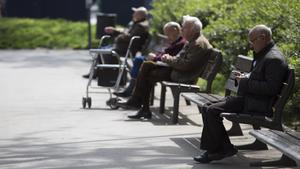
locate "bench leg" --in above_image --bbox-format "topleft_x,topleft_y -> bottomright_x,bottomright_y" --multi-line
159,84 -> 166,114
227,122 -> 243,136
236,125 -> 268,150
149,86 -> 155,106
236,138 -> 268,150
250,154 -> 297,167
185,99 -> 191,106
171,90 -> 180,124
197,106 -> 202,113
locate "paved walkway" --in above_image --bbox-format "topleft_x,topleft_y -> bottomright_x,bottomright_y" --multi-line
0,50 -> 296,169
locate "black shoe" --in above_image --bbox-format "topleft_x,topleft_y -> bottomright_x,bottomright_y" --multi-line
193,152 -> 212,163
128,108 -> 152,119
82,74 -> 89,79
113,79 -> 136,97
82,73 -> 96,79
116,98 -> 141,110
113,90 -> 131,97
194,148 -> 237,163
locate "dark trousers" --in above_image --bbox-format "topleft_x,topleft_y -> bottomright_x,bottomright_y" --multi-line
132,61 -> 172,110
200,96 -> 244,153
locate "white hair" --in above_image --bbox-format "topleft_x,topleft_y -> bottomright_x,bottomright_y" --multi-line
249,24 -> 272,39
182,15 -> 203,33
163,21 -> 181,31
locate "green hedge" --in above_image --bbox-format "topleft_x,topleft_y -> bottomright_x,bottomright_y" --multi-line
0,18 -> 99,49
150,0 -> 224,33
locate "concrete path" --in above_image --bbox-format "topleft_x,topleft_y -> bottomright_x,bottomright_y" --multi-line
0,50 -> 296,169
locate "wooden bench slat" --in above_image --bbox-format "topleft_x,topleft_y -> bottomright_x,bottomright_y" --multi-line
270,130 -> 300,147
182,93 -> 223,106
287,130 -> 300,140
182,93 -> 208,106
196,93 -> 223,103
250,130 -> 300,163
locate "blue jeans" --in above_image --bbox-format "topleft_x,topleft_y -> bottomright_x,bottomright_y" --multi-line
130,55 -> 146,78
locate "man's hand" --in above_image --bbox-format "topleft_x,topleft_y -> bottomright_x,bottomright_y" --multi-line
104,26 -> 116,34
161,54 -> 172,62
148,53 -> 156,60
233,70 -> 247,83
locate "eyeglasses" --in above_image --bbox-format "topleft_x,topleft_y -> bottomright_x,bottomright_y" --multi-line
249,36 -> 260,44
249,34 -> 266,44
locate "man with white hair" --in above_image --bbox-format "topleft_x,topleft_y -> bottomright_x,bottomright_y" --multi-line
104,6 -> 150,56
117,15 -> 213,119
113,21 -> 187,97
193,24 -> 288,163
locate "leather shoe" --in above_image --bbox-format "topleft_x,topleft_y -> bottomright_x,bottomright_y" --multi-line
82,73 -> 96,79
113,90 -> 131,97
128,108 -> 152,119
193,152 -> 212,163
116,98 -> 141,110
194,148 -> 237,163
113,79 -> 135,97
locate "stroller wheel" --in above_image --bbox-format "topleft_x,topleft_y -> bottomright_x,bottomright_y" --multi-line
82,97 -> 87,109
87,97 -> 92,108
106,98 -> 120,110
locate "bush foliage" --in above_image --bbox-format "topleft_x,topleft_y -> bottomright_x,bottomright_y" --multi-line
0,18 -> 98,49
151,0 -> 300,127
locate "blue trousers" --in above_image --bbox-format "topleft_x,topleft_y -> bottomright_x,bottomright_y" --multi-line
130,55 -> 146,78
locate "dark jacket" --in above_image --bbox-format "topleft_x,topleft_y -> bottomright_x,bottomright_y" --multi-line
238,43 -> 288,116
164,35 -> 213,83
114,19 -> 150,56
153,36 -> 187,62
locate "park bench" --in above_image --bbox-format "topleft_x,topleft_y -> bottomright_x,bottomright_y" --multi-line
249,129 -> 300,167
182,54 -> 295,151
182,55 -> 252,136
159,48 -> 223,124
220,67 -> 295,150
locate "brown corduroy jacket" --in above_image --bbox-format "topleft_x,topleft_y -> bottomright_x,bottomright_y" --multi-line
164,35 -> 213,83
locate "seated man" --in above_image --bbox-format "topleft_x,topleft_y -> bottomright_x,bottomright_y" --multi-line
82,6 -> 150,79
105,6 -> 150,56
113,21 -> 187,97
117,15 -> 213,119
193,25 -> 288,163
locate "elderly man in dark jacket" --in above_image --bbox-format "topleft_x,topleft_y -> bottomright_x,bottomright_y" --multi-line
105,6 -> 150,56
82,7 -> 150,79
117,15 -> 213,119
194,24 -> 288,163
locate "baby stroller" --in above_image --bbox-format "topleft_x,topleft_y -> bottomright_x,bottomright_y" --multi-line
82,35 -> 140,109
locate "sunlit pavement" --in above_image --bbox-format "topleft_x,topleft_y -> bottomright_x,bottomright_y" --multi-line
0,49 -> 294,169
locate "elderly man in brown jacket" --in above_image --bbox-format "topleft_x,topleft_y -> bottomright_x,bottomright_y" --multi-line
117,15 -> 213,119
